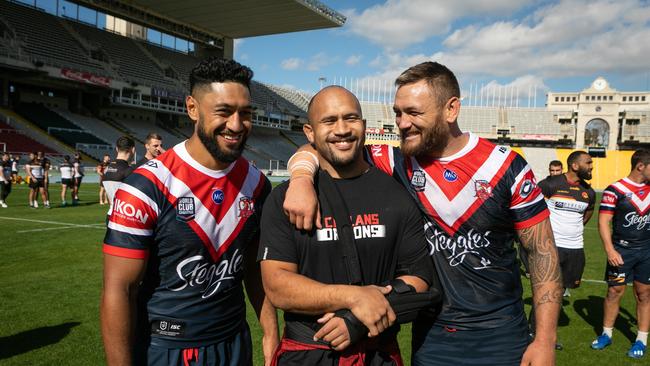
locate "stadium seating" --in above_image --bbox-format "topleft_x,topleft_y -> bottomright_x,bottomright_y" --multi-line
251,82 -> 306,118
265,84 -> 311,114
142,42 -> 199,90
53,109 -> 126,147
457,107 -> 499,135
0,0 -> 108,75
0,120 -> 57,154
68,20 -> 179,90
360,102 -> 395,130
506,109 -> 566,137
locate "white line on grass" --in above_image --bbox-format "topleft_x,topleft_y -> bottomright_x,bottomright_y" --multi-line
17,225 -> 103,233
0,216 -> 105,230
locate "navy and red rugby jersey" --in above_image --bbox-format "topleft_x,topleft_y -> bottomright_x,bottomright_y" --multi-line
365,133 -> 549,330
599,177 -> 650,249
103,142 -> 271,347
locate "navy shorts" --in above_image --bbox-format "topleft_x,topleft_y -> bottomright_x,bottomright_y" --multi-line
29,178 -> 44,189
605,246 -> 650,286
137,323 -> 253,366
61,178 -> 73,186
412,315 -> 529,366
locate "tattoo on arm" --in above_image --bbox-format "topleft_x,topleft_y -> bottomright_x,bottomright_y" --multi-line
518,219 -> 563,306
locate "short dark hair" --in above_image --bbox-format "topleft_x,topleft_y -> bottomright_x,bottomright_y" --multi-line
631,149 -> 650,169
116,135 -> 135,153
567,150 -> 588,167
189,57 -> 254,95
395,61 -> 460,107
549,160 -> 563,168
64,155 -> 70,162
145,133 -> 162,144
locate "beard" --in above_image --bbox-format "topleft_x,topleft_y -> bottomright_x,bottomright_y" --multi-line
197,118 -> 247,164
400,119 -> 449,157
577,167 -> 592,180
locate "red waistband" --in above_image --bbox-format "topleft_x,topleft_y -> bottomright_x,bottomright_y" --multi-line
271,335 -> 403,366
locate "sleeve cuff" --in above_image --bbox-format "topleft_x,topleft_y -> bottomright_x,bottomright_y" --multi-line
513,209 -> 550,230
103,243 -> 148,259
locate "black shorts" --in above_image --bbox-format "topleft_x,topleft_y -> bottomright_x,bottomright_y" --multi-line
29,178 -> 44,189
558,247 -> 585,289
74,177 -> 83,186
605,246 -> 650,286
412,315 -> 529,366
61,178 -> 74,186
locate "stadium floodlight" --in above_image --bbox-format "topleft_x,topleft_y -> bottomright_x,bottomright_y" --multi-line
318,77 -> 326,90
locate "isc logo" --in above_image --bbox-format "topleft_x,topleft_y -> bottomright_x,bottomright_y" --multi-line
114,199 -> 149,224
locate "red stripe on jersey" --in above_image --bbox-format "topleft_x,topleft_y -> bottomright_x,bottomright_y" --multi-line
109,189 -> 157,229
418,141 -> 492,201
157,152 -> 250,224
103,243 -> 148,259
366,144 -> 394,175
513,209 -> 549,230
211,174 -> 267,260
599,210 -> 615,215
136,167 -> 222,261
409,144 -> 516,235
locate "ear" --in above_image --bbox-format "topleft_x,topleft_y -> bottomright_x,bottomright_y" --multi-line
444,96 -> 461,124
303,123 -> 315,145
186,95 -> 199,123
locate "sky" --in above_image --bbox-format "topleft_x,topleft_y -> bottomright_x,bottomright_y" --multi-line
234,0 -> 650,106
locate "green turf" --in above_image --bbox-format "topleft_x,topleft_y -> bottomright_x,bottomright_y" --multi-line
0,184 -> 644,365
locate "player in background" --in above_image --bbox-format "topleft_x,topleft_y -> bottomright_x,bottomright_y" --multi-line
72,152 -> 84,204
591,149 -> 650,359
260,86 -> 435,365
102,136 -> 135,220
10,154 -> 19,183
283,61 -> 562,365
101,57 -> 278,366
25,152 -> 46,208
548,160 -> 563,177
97,154 -> 111,205
136,132 -> 165,167
59,155 -> 74,206
38,151 -> 51,208
0,153 -> 11,207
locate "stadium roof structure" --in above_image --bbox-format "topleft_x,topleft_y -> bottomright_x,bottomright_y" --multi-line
74,0 -> 345,43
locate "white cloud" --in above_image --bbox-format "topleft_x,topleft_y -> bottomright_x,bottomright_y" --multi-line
307,52 -> 329,71
346,54 -> 362,66
344,0 -> 531,50
281,58 -> 303,70
462,76 -> 549,107
355,0 -> 650,85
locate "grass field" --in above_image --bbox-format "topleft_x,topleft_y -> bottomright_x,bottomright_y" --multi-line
0,182 -> 644,365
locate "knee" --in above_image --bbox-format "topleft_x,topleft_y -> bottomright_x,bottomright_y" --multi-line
606,286 -> 625,301
634,287 -> 650,303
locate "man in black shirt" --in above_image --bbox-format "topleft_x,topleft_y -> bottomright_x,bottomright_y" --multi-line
0,153 -> 11,208
259,86 -> 434,365
102,136 -> 135,220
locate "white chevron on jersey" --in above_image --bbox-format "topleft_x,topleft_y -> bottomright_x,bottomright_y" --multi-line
139,157 -> 262,254
411,144 -> 510,229
612,178 -> 650,214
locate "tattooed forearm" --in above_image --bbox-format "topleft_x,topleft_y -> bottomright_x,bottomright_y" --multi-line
518,218 -> 563,306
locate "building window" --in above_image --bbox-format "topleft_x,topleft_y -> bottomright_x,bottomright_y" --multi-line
572,97 -> 576,102
609,96 -> 613,101
555,97 -> 559,102
643,96 -> 646,101
623,96 -> 627,102
561,97 -> 565,102
636,96 -> 640,101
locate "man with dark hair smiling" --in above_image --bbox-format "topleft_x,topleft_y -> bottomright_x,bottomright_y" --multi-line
101,57 -> 277,366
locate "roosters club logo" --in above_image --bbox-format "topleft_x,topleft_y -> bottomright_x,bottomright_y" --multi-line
238,197 -> 255,218
474,180 -> 493,200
